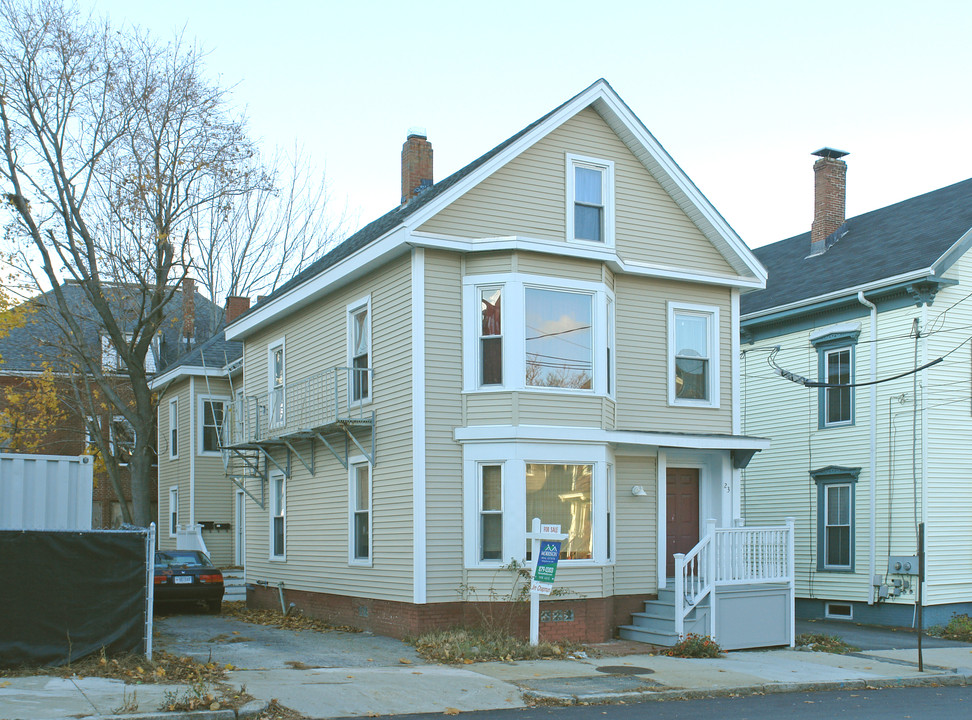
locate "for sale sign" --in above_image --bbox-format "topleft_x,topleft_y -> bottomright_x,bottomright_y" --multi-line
530,540 -> 562,595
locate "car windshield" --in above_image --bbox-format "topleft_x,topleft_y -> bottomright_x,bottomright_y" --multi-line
155,551 -> 211,569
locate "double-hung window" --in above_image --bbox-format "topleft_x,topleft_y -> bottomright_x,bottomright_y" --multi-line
110,416 -> 135,465
169,487 -> 179,537
199,398 -> 226,454
811,323 -> 860,428
268,340 -> 285,428
465,274 -> 611,395
668,303 -> 720,407
168,399 -> 179,459
270,473 -> 286,559
350,462 -> 371,564
566,154 -> 614,246
812,466 -> 859,571
479,464 -> 503,561
348,298 -> 371,403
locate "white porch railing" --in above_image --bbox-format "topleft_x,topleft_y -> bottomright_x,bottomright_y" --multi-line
674,517 -> 795,640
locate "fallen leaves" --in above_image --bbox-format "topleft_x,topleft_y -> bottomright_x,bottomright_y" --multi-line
443,708 -> 461,715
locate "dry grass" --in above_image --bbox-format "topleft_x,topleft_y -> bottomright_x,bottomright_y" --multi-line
0,648 -> 227,682
796,632 -> 859,654
221,601 -> 361,634
409,626 -> 576,664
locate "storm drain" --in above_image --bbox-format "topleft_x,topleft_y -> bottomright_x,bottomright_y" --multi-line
595,665 -> 655,675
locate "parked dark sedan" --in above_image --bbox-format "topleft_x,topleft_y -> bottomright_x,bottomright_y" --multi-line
153,550 -> 224,613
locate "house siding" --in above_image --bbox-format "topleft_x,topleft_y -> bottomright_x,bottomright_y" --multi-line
241,255 -> 414,602
194,377 -> 235,566
417,108 -> 735,277
158,378 -> 192,552
741,292 -> 943,611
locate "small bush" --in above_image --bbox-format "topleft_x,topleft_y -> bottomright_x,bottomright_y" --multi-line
796,632 -> 858,654
664,633 -> 723,658
929,613 -> 972,642
409,626 -> 572,663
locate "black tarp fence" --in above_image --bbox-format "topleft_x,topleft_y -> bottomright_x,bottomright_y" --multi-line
0,529 -> 149,667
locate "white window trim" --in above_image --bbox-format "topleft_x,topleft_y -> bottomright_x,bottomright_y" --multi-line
269,471 -> 286,561
462,441 -> 611,569
462,273 -> 613,396
84,415 -> 100,450
168,398 -> 179,460
110,415 -> 134,466
169,486 -> 179,538
823,483 -> 852,570
197,395 -> 230,456
823,346 -> 854,427
478,462 -> 505,564
348,456 -> 373,566
565,153 -> 615,247
667,301 -> 721,409
347,295 -> 372,407
268,337 -> 286,429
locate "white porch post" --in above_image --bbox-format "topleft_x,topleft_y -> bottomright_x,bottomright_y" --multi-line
673,553 -> 685,639
706,518 -> 717,639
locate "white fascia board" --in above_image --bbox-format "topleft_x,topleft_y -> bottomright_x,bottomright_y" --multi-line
453,424 -> 770,451
409,232 -> 765,290
401,83 -> 613,232
741,267 -> 935,322
148,366 -> 226,390
930,225 -> 972,277
225,227 -> 410,340
589,94 -> 767,285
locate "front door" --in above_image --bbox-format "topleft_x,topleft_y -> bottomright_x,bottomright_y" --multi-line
666,467 -> 700,577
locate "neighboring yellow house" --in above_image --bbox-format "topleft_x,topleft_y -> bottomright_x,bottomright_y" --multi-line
174,80 -> 792,647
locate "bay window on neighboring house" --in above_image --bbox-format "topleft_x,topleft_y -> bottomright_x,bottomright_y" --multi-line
349,461 -> 371,564
566,154 -> 614,246
463,442 -> 611,568
270,472 -> 286,560
812,466 -> 859,571
464,274 -> 612,395
810,323 -> 860,429
668,302 -> 720,407
348,297 -> 371,403
268,339 -> 285,428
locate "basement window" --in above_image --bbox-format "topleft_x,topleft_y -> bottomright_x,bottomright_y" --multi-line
825,602 -> 853,620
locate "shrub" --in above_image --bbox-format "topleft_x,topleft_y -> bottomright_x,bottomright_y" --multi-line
409,626 -> 572,663
664,633 -> 723,658
930,614 -> 972,642
796,632 -> 858,654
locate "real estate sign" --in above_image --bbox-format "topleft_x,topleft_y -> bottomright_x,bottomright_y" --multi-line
530,539 -> 562,595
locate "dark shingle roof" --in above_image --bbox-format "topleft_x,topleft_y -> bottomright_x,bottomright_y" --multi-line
161,330 -> 242,376
242,83 -> 595,316
0,282 -> 220,373
742,177 -> 972,316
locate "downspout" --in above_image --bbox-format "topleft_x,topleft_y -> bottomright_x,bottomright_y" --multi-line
857,291 -> 877,604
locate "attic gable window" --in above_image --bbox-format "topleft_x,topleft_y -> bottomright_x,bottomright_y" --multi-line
566,154 -> 614,247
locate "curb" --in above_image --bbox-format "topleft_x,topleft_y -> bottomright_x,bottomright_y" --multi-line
75,700 -> 269,720
522,672 -> 972,705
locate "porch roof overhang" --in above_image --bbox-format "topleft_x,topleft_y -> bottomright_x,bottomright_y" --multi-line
453,425 -> 769,465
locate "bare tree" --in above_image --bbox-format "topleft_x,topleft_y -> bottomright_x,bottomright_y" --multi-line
191,145 -> 348,332
0,0 -> 261,525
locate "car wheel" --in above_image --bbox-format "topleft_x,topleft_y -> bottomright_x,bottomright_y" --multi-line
207,598 -> 222,614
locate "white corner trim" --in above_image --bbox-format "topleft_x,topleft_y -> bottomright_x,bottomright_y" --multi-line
656,449 -> 667,589
411,248 -> 427,603
188,377 -> 195,526
731,289 -> 741,435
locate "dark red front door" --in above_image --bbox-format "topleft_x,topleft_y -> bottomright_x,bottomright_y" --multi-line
666,467 -> 700,577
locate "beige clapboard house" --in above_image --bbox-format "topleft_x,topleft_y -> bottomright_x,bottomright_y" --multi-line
203,80 -> 793,647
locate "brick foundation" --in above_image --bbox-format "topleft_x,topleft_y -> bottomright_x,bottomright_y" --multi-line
247,586 -> 651,643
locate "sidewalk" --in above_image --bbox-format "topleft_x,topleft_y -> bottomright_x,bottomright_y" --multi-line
3,619 -> 971,720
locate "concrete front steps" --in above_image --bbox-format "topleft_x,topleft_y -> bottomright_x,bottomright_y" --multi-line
222,570 -> 246,602
618,586 -> 710,646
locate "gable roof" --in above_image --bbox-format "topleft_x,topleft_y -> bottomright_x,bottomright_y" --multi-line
227,79 -> 766,341
148,329 -> 242,389
0,282 -> 220,374
742,177 -> 972,318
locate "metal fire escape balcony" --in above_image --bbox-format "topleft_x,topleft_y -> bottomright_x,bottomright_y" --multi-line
222,366 -> 375,503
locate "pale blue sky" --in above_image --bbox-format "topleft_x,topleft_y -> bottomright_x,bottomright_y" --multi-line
81,0 -> 972,248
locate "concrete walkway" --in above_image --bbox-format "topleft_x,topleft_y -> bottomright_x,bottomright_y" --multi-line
2,615 -> 971,719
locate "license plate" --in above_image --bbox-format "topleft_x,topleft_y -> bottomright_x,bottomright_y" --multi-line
173,576 -> 193,584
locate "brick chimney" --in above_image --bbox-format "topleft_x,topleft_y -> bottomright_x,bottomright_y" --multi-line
182,277 -> 195,342
401,128 -> 433,205
225,295 -> 250,324
810,147 -> 849,256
